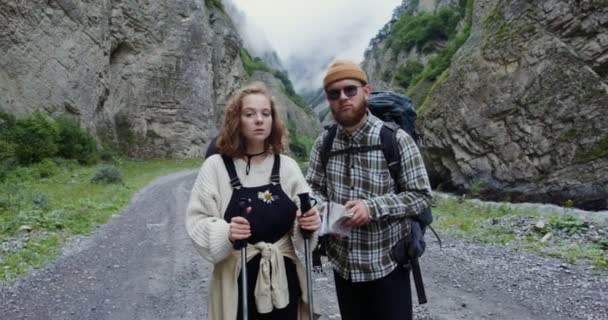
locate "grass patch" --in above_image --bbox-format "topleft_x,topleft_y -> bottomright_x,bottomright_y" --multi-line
433,197 -> 608,269
0,158 -> 202,283
1,235 -> 61,281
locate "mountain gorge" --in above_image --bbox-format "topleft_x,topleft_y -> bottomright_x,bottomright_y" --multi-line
1,0 -> 606,210
0,0 -> 319,158
363,0 -> 608,210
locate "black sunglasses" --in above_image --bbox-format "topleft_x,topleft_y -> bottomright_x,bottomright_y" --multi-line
325,85 -> 362,100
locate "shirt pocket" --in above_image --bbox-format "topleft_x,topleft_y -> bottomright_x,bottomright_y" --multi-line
356,167 -> 393,197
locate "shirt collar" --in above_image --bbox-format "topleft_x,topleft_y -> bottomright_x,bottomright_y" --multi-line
337,112 -> 383,144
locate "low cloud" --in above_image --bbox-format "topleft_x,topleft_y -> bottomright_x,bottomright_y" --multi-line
228,0 -> 402,92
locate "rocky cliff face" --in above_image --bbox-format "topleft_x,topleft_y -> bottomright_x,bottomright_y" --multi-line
363,0 -> 460,95
363,0 -> 608,210
0,0 -> 319,158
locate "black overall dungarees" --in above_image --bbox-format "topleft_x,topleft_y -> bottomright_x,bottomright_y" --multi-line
222,154 -> 302,319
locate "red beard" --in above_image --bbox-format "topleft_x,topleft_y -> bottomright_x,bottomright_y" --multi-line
331,99 -> 367,127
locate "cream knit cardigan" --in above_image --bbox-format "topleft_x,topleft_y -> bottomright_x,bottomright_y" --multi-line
185,154 -> 319,320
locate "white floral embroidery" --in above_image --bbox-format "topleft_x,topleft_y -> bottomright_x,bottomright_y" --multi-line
258,190 -> 274,204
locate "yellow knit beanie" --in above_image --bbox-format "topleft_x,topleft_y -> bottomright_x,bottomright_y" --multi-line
323,59 -> 368,89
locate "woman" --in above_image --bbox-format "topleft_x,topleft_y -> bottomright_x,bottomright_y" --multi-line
186,82 -> 321,320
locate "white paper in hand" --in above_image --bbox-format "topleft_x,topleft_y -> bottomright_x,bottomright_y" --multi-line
319,202 -> 352,237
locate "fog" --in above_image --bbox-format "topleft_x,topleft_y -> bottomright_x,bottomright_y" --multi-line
227,0 -> 402,93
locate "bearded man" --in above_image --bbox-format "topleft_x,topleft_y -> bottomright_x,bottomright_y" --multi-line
306,60 -> 432,320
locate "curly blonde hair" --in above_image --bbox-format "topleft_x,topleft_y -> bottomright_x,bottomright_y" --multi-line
216,82 -> 286,158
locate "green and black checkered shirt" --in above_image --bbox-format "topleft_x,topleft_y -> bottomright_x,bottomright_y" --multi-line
306,113 -> 432,282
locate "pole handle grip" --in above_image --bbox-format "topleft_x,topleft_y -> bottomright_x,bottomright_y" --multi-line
233,198 -> 250,250
297,193 -> 317,239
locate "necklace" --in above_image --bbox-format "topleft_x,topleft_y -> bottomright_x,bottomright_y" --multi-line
244,150 -> 267,175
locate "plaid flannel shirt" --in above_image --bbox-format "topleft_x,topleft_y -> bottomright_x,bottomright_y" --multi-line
306,113 -> 432,282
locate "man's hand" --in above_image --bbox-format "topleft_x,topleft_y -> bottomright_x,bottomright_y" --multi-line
342,200 -> 370,227
228,207 -> 252,242
297,207 -> 321,231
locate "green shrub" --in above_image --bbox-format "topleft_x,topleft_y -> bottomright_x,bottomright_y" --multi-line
0,111 -> 16,128
91,165 -> 123,184
289,140 -> 308,161
0,140 -> 15,161
240,48 -> 271,76
0,183 -> 25,212
13,112 -> 59,164
56,116 -> 98,164
114,111 -> 136,156
549,216 -> 590,235
51,157 -> 80,172
32,159 -> 59,179
98,148 -> 119,163
468,179 -> 489,197
0,156 -> 19,182
8,167 -> 31,181
0,112 -> 17,160
387,7 -> 461,53
1,112 -> 99,167
31,193 -> 50,210
288,130 -> 315,163
394,60 -> 424,89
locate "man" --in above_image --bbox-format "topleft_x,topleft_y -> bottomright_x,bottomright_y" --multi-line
306,59 -> 432,320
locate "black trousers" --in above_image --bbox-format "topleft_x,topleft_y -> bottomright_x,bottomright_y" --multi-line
334,266 -> 412,320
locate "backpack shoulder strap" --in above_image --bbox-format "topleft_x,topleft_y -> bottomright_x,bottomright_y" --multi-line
320,124 -> 338,169
380,123 -> 402,193
221,155 -> 242,189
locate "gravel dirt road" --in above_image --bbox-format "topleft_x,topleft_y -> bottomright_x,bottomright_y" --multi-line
1,171 -> 606,320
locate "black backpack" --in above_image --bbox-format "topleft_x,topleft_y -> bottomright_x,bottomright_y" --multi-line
316,91 -> 439,304
205,136 -> 219,159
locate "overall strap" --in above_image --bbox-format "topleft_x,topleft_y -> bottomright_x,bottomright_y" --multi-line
221,155 -> 242,189
270,154 -> 281,184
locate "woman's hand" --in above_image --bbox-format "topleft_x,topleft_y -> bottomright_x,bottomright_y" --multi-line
297,207 -> 321,231
228,207 -> 252,242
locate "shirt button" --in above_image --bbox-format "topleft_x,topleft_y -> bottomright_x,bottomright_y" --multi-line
350,186 -> 355,190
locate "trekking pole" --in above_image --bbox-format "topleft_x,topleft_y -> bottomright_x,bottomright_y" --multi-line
411,258 -> 427,304
235,198 -> 251,320
297,193 -> 316,320
405,229 -> 428,305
